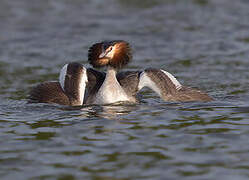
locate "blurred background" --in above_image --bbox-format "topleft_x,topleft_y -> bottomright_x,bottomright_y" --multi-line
0,0 -> 249,180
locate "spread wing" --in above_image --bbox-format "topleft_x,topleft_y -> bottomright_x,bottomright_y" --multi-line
28,63 -> 89,106
116,69 -> 179,100
28,66 -> 104,106
28,81 -> 70,105
116,68 -> 212,102
138,68 -> 213,102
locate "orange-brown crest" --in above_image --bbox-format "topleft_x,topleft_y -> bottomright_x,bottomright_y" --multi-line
88,43 -> 109,68
88,40 -> 132,69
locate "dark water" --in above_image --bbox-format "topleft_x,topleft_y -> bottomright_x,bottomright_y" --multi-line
0,0 -> 249,179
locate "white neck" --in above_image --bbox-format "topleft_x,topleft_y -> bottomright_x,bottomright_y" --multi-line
105,66 -> 117,80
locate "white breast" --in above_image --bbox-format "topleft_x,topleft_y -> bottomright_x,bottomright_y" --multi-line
94,75 -> 131,104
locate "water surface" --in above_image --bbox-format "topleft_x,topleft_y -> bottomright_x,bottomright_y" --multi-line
0,0 -> 249,179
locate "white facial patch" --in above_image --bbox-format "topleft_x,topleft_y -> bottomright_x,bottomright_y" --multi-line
160,69 -> 182,90
105,46 -> 116,59
59,64 -> 68,92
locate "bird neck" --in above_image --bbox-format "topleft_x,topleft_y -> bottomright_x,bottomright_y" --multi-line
106,66 -> 117,80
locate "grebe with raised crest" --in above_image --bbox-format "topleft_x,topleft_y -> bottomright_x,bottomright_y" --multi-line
29,40 -> 213,105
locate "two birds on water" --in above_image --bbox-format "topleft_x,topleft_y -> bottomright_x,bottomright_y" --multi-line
29,40 -> 213,106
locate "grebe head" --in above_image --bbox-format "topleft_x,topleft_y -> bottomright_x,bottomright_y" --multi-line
88,40 -> 132,69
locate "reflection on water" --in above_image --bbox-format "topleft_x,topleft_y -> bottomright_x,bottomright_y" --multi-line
1,0 -> 249,180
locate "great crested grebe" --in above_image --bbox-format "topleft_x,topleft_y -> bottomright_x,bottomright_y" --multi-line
29,40 -> 213,106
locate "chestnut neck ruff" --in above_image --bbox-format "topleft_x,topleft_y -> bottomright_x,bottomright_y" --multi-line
88,40 -> 132,69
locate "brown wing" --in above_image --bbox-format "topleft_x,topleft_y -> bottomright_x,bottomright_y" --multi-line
139,68 -> 213,102
28,81 -> 70,105
117,71 -> 141,97
174,86 -> 213,102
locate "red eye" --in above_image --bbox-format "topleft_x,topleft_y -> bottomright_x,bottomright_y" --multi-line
107,46 -> 113,52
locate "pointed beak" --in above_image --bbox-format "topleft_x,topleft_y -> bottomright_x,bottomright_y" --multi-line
99,51 -> 106,58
